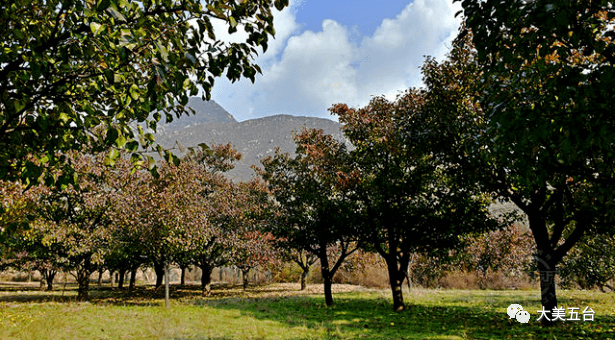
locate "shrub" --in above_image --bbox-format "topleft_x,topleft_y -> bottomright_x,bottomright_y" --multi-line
560,234 -> 615,291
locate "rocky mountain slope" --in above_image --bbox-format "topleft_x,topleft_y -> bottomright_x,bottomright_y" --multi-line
155,98 -> 346,181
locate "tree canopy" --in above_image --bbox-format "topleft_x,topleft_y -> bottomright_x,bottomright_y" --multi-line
258,128 -> 360,306
456,0 -> 614,324
331,82 -> 497,312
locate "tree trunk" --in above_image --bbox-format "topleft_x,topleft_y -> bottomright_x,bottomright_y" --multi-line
117,269 -> 126,289
180,267 -> 186,286
536,249 -> 558,326
75,257 -> 95,301
200,263 -> 213,296
129,267 -> 137,290
154,262 -> 165,289
45,270 -> 56,291
323,274 -> 333,307
241,268 -> 250,290
76,269 -> 91,301
527,210 -> 560,327
97,269 -> 103,286
319,248 -> 334,307
300,267 -> 309,291
40,269 -> 56,291
386,255 -> 405,312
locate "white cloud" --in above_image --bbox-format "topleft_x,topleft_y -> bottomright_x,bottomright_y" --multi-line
210,0 -> 462,121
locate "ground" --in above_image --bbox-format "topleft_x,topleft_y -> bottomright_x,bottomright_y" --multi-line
0,281 -> 613,339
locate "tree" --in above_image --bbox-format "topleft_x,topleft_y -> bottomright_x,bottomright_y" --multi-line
32,152 -> 121,300
560,233 -> 615,291
280,248 -> 318,291
331,83 -> 496,311
178,143 -> 243,296
0,181 -> 68,291
8,220 -> 69,291
456,225 -> 535,289
456,0 -> 614,323
227,179 -> 279,290
258,129 -> 360,306
122,159 -> 211,290
0,180 -> 44,259
0,0 -> 289,185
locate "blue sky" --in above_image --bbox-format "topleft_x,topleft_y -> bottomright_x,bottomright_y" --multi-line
209,0 -> 462,121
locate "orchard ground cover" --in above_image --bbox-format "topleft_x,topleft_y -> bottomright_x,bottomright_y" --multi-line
0,282 -> 613,339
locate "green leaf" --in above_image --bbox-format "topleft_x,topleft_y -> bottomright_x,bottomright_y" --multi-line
106,6 -> 126,22
126,140 -> 139,152
198,143 -> 211,154
129,84 -> 140,100
274,0 -> 289,11
105,149 -> 120,166
90,22 -> 104,36
154,41 -> 169,62
116,133 -> 127,148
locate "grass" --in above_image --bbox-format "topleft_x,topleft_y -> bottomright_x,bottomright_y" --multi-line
0,282 -> 613,339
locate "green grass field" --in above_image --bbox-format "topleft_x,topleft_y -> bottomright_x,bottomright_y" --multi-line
0,283 -> 613,339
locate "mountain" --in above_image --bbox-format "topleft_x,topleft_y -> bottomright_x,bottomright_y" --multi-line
155,98 -> 346,181
156,98 -> 237,133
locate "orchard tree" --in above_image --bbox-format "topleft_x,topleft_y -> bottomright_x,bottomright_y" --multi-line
8,221 -> 69,291
227,180 -> 279,290
331,85 -> 496,312
106,170 -> 150,290
180,143 -> 243,296
123,159 -> 212,289
457,0 -> 614,322
33,151 -> 124,300
0,0 -> 289,185
0,181 -> 67,290
258,128 -> 360,306
279,248 -> 318,291
230,229 -> 278,290
457,225 -> 535,289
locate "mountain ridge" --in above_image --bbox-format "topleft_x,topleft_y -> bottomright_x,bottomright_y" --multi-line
155,97 -> 346,181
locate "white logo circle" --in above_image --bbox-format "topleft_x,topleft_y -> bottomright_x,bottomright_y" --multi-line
507,304 -> 523,319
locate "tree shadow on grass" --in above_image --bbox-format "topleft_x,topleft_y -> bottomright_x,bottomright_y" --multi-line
189,294 -> 614,340
0,283 -> 250,306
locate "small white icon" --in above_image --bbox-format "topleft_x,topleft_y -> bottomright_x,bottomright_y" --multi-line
516,310 -> 531,323
507,304 -> 530,323
507,304 -> 523,319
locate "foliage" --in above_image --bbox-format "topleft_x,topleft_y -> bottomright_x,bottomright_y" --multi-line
330,40 -> 498,311
560,233 -> 615,291
456,0 -> 615,321
275,248 -> 318,290
29,151 -> 130,299
225,179 -> 280,289
0,0 -> 289,186
454,225 -> 535,288
0,180 -> 44,262
407,252 -> 452,289
257,128 -> 360,306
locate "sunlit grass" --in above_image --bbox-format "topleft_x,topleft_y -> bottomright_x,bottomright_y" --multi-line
0,283 -> 613,339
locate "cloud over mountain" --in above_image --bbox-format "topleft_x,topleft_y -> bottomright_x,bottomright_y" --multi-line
209,0 -> 462,121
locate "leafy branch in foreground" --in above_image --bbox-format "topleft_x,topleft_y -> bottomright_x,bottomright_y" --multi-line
0,0 -> 288,186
